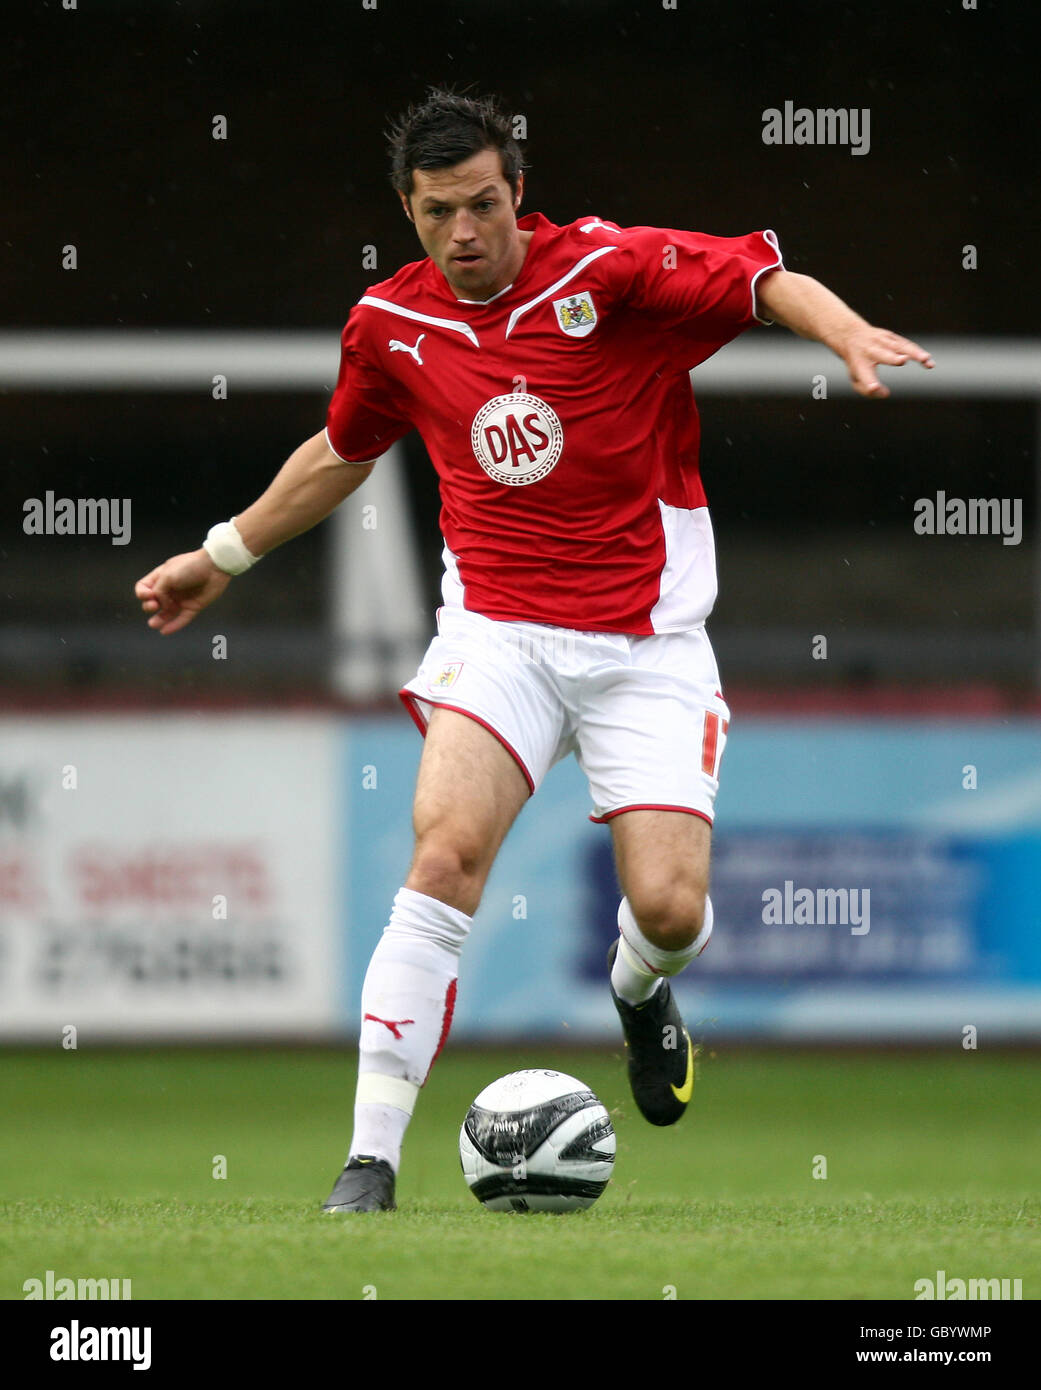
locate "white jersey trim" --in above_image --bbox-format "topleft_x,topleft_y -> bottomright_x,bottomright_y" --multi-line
359,295 -> 480,346
324,425 -> 378,465
504,245 -> 620,340
440,541 -> 465,609
649,500 -> 718,633
750,229 -> 784,326
456,279 -> 516,305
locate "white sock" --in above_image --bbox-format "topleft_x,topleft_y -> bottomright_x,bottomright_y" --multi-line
348,886 -> 471,1169
349,1102 -> 412,1171
610,896 -> 713,1005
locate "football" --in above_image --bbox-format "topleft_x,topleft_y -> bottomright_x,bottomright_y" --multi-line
459,1069 -> 616,1212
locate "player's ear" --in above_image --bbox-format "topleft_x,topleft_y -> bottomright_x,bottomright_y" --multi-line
513,173 -> 524,211
399,191 -> 415,224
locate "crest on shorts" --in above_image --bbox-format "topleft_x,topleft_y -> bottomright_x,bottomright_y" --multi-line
431,661 -> 463,690
553,291 -> 598,338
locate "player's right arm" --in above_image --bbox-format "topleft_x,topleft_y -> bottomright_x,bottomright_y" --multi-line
134,429 -> 376,635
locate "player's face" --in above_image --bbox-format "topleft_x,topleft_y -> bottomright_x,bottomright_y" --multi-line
403,149 -> 526,301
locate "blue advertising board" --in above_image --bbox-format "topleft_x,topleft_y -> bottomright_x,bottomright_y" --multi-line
341,717 -> 1041,1040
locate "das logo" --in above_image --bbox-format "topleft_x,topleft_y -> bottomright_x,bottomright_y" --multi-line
471,393 -> 564,486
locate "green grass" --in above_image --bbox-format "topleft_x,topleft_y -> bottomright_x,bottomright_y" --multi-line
1,1048 -> 1039,1300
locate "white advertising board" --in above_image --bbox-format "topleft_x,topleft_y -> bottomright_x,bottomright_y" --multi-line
0,715 -> 342,1039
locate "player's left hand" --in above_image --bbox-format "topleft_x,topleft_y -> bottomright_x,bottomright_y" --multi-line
842,327 -> 934,399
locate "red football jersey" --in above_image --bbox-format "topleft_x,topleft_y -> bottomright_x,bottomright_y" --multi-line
326,213 -> 783,634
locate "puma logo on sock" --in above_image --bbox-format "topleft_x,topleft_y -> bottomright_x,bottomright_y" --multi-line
363,1014 -> 416,1041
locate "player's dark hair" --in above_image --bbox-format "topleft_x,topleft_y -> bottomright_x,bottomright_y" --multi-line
387,86 -> 525,200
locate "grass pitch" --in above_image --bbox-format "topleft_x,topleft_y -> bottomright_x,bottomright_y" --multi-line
1,1047 -> 1038,1300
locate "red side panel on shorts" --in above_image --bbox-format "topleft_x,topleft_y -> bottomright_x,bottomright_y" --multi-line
701,712 -> 720,775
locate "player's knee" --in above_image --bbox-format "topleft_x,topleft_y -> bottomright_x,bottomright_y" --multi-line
406,831 -> 490,915
628,883 -> 706,951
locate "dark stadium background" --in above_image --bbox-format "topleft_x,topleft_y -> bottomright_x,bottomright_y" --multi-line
2,0 -> 1040,1319
3,0 -> 1036,695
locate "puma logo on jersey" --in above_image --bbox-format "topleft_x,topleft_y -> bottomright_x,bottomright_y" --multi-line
579,218 -> 623,234
389,333 -> 426,365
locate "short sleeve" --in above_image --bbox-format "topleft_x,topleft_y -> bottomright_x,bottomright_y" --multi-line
619,226 -> 784,366
325,309 -> 413,463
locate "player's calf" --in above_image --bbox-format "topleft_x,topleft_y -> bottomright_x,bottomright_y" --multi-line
607,935 -> 699,1128
321,886 -> 470,1214
624,882 -> 710,953
607,896 -> 712,1127
610,895 -> 713,1004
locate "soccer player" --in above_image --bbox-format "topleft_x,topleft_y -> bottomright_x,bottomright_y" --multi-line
135,88 -> 933,1213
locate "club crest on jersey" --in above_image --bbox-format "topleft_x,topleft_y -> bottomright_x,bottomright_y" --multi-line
471,393 -> 564,486
431,661 -> 463,690
553,291 -> 597,338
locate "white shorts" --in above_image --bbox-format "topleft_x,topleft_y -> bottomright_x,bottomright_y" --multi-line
399,607 -> 731,826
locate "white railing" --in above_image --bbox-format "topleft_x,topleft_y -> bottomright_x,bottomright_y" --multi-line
3,331 -> 1039,395
3,333 -> 1036,691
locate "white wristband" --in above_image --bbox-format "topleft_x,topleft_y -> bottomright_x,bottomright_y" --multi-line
202,518 -> 259,576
